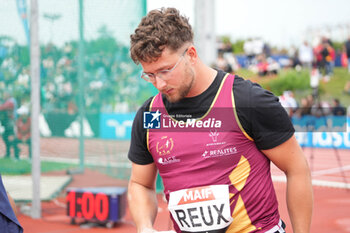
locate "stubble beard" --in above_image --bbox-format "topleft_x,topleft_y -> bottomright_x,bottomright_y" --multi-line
165,65 -> 195,103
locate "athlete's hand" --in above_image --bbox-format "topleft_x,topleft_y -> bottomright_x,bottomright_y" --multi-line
140,228 -> 176,233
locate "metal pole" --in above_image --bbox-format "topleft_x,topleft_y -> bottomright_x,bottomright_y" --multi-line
78,0 -> 85,171
194,0 -> 216,66
30,0 -> 41,219
142,0 -> 147,15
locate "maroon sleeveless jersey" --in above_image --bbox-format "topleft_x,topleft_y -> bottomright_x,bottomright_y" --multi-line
147,74 -> 280,232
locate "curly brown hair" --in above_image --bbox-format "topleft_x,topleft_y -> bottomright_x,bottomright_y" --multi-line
130,7 -> 193,64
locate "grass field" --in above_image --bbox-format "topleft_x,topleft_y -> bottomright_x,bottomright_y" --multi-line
0,158 -> 78,175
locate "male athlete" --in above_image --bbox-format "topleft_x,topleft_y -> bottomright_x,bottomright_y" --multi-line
128,8 -> 313,233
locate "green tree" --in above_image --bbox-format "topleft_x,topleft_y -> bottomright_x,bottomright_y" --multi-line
86,25 -> 118,54
232,39 -> 245,54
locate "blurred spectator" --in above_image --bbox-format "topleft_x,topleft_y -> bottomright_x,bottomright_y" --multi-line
256,54 -> 269,76
345,36 -> 350,73
15,106 -> 31,159
313,41 -> 323,68
218,40 -> 233,54
324,42 -> 335,77
310,64 -> 320,98
63,42 -> 73,58
215,52 -> 232,73
295,97 -> 312,117
243,38 -> 254,66
315,38 -> 334,81
252,37 -> 264,57
263,43 -> 272,58
289,46 -> 301,70
341,47 -> 348,68
216,39 -> 239,72
279,90 -> 298,117
0,91 -> 19,159
331,98 -> 346,116
223,53 -> 240,72
254,54 -> 280,76
298,41 -> 313,69
306,94 -> 315,108
67,99 -> 77,115
266,57 -> 280,75
311,100 -> 331,117
16,67 -> 30,88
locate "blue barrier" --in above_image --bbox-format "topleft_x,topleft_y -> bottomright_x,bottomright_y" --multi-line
293,116 -> 350,149
236,54 -> 290,68
235,54 -> 343,68
99,113 -> 135,140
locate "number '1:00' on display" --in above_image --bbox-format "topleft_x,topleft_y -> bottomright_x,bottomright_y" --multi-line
66,191 -> 109,221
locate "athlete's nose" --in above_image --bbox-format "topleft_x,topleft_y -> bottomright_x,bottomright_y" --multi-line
154,76 -> 167,91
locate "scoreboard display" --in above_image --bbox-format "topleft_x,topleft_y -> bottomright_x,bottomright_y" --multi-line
66,187 -> 127,225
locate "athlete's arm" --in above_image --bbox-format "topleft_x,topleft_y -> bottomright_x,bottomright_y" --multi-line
262,135 -> 313,233
128,162 -> 159,233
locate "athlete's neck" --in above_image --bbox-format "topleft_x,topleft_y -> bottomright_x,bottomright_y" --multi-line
186,61 -> 217,98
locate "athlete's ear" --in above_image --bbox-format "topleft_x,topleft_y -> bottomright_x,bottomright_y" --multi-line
186,45 -> 198,65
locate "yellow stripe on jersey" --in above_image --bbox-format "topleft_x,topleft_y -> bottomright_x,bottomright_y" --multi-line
228,155 -> 256,232
229,155 -> 251,192
227,195 -> 256,233
146,96 -> 158,153
231,84 -> 254,141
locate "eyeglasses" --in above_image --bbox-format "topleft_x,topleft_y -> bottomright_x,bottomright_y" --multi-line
141,48 -> 188,83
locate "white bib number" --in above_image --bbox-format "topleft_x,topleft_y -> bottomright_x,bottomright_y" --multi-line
168,185 -> 233,232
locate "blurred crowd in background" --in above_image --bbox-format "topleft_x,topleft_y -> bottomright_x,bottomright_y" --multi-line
278,91 -> 347,118
0,33 -> 349,159
214,35 -> 350,118
0,34 -> 349,147
0,38 -> 148,116
0,34 -> 349,116
215,35 -> 350,77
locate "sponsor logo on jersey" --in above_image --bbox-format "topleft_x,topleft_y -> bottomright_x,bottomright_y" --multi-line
158,156 -> 180,165
156,136 -> 180,165
202,147 -> 238,159
168,185 -> 232,232
177,186 -> 215,205
156,136 -> 174,156
206,130 -> 226,147
209,130 -> 219,142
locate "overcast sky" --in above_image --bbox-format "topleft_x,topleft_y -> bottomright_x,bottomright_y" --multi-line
1,0 -> 349,48
148,0 -> 350,48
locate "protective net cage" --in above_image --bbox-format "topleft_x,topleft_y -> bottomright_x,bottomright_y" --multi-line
0,0 -> 156,180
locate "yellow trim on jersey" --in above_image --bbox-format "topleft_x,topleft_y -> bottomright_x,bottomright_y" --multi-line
229,155 -> 251,192
146,95 -> 158,153
231,85 -> 254,141
165,73 -> 230,122
227,195 -> 257,233
227,155 -> 256,233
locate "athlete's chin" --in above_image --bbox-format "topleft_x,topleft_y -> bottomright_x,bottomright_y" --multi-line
164,93 -> 182,103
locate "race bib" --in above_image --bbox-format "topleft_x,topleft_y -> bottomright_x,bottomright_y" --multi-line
168,185 -> 233,233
